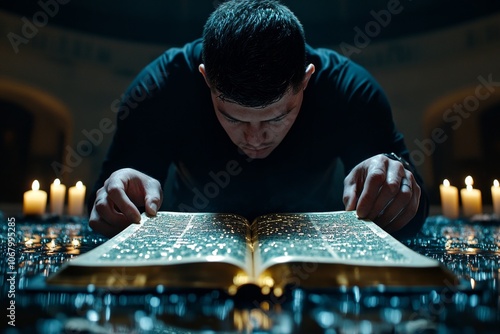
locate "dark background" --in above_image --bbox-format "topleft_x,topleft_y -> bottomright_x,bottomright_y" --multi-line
2,0 -> 500,46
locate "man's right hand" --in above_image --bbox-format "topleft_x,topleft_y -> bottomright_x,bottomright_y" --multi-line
89,168 -> 163,237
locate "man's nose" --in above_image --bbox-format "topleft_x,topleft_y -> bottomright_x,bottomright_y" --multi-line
244,123 -> 267,146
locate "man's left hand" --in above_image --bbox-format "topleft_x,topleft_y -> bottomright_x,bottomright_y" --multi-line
343,154 -> 421,233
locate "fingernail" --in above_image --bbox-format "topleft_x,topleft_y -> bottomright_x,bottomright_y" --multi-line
150,203 -> 158,214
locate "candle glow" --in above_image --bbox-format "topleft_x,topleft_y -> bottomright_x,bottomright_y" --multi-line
50,178 -> 66,216
68,181 -> 86,216
23,180 -> 48,216
460,176 -> 482,217
439,179 -> 459,219
492,179 -> 500,216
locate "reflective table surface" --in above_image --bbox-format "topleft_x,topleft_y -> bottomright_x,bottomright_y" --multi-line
1,212 -> 499,333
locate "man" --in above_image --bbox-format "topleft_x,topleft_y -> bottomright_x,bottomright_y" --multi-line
89,0 -> 427,238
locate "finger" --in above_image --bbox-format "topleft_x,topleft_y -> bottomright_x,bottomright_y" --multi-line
355,165 -> 389,219
375,176 -> 414,228
90,191 -> 137,237
383,180 -> 421,232
144,178 -> 163,216
105,178 -> 142,223
342,177 -> 359,211
360,159 -> 408,221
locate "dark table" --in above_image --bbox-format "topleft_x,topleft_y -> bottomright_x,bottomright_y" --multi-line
1,212 -> 499,333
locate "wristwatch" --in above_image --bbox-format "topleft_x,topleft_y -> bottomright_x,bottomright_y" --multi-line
383,152 -> 413,172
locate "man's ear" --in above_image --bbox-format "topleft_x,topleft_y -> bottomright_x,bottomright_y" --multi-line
199,64 -> 211,88
302,63 -> 316,91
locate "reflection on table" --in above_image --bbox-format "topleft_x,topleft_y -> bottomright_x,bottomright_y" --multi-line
0,212 -> 499,333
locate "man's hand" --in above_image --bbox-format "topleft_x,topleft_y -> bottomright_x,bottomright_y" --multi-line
89,168 -> 163,237
343,154 -> 421,233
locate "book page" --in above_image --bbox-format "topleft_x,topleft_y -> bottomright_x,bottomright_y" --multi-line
69,212 -> 253,273
252,211 -> 439,276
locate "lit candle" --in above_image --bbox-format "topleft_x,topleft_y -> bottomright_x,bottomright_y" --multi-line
50,178 -> 66,216
460,176 -> 482,217
71,238 -> 81,248
23,180 -> 47,216
439,179 -> 459,219
492,179 -> 500,216
68,181 -> 86,216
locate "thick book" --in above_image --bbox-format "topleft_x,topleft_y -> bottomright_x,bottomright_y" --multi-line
47,211 -> 458,292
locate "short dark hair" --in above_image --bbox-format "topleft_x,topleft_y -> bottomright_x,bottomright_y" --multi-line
202,0 -> 306,108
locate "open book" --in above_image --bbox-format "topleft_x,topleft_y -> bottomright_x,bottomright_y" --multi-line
47,211 -> 458,292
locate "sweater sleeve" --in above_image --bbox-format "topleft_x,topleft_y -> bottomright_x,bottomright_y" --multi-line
86,51 -> 182,214
334,58 -> 429,238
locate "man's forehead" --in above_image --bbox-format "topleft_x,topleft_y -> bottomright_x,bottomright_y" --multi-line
214,95 -> 298,122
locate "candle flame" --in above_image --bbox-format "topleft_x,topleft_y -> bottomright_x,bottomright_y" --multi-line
71,238 -> 80,247
54,178 -> 61,186
32,180 -> 40,191
465,175 -> 474,187
494,179 -> 499,188
443,179 -> 451,187
76,181 -> 83,189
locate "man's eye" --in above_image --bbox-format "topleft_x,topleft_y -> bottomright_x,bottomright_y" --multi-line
269,115 -> 286,123
225,117 -> 240,124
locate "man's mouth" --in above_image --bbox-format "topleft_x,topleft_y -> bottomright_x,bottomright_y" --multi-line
242,145 -> 272,152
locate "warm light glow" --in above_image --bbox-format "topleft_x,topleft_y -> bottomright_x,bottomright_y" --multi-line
228,285 -> 238,296
68,181 -> 86,216
233,272 -> 251,286
53,178 -> 61,186
273,287 -> 283,298
32,180 -> 40,191
461,176 -> 483,216
492,179 -> 500,216
258,276 -> 275,288
465,176 -> 474,187
465,176 -> 475,191
261,285 -> 271,295
439,179 -> 459,219
71,238 -> 80,248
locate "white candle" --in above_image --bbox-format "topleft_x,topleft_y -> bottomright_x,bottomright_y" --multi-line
439,179 -> 459,219
68,181 -> 86,216
50,178 -> 66,216
460,176 -> 482,217
492,179 -> 500,216
23,180 -> 47,216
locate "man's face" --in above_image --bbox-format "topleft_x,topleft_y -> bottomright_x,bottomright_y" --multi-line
200,64 -> 315,159
210,88 -> 304,159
